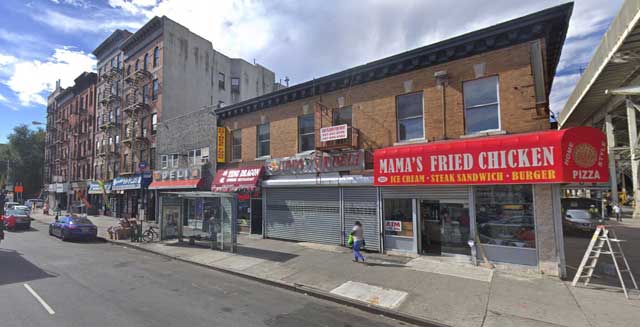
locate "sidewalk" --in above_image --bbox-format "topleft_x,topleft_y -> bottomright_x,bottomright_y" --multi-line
30,211 -> 640,327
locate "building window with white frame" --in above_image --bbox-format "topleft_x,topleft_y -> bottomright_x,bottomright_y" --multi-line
257,123 -> 270,157
188,149 -> 201,165
161,155 -> 168,169
170,153 -> 179,167
396,92 -> 424,141
298,114 -> 315,152
232,129 -> 242,161
151,113 -> 158,134
463,75 -> 500,134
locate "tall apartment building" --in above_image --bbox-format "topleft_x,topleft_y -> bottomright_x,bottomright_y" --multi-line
44,80 -> 63,208
44,72 -> 97,211
113,16 -> 276,219
91,29 -> 132,213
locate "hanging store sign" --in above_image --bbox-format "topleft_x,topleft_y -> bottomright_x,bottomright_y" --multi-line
265,150 -> 365,176
212,166 -> 263,192
217,127 -> 226,163
320,124 -> 348,142
374,127 -> 608,186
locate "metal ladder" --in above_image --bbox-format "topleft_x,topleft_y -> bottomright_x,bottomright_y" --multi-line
572,225 -> 638,299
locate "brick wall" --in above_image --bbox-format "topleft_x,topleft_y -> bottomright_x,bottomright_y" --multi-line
220,40 -> 550,165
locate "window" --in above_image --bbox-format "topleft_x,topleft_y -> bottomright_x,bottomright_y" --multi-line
150,148 -> 156,169
332,106 -> 352,126
161,155 -> 168,169
153,47 -> 159,67
110,58 -> 115,69
135,59 -> 139,71
152,79 -> 159,100
231,77 -> 240,93
151,113 -> 158,134
298,114 -> 315,152
257,123 -> 270,157
140,149 -> 146,166
396,92 -> 424,141
141,116 -> 147,137
463,76 -> 500,134
383,199 -> 413,238
218,72 -> 225,90
170,154 -> 179,168
115,135 -> 119,150
127,65 -> 131,76
475,185 -> 535,248
188,149 -> 201,165
143,53 -> 149,71
231,129 -> 242,161
201,147 -> 209,163
116,53 -> 121,69
142,84 -> 148,104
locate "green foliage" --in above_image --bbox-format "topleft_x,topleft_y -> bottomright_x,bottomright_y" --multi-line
0,125 -> 45,197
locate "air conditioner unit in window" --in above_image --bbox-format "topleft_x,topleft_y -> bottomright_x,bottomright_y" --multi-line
201,157 -> 209,164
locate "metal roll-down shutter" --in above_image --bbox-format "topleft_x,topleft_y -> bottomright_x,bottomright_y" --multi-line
265,188 -> 341,245
343,187 -> 380,252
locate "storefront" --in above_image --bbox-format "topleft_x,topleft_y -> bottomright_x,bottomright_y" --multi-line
374,127 -> 608,270
211,166 -> 264,235
88,181 -> 111,215
262,150 -> 381,251
111,173 -> 152,219
149,166 -> 205,232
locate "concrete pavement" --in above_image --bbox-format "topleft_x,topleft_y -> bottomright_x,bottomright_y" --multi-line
0,221 -> 416,327
28,211 -> 640,327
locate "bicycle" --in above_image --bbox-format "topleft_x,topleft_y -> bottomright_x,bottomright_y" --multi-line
141,225 -> 159,243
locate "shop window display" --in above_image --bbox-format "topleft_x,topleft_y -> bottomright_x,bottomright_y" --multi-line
475,185 -> 535,248
383,199 -> 413,238
237,199 -> 250,233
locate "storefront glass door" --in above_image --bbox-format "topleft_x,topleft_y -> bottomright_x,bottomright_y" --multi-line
419,200 -> 471,256
419,200 -> 441,255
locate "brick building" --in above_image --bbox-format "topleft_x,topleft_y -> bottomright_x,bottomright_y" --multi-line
211,4 -> 588,276
91,29 -> 132,214
44,72 -> 97,211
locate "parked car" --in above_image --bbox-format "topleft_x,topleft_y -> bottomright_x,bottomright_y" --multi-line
13,205 -> 31,215
563,209 -> 598,233
49,215 -> 98,241
4,201 -> 20,211
25,199 -> 44,209
3,208 -> 31,230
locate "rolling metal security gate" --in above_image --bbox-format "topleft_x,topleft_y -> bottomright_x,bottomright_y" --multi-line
343,188 -> 380,251
265,188 -> 341,245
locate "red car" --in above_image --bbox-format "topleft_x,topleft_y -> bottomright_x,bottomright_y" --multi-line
3,208 -> 31,230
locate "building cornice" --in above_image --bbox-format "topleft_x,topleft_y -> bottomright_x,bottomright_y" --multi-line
217,3 -> 572,120
92,29 -> 132,59
120,16 -> 163,53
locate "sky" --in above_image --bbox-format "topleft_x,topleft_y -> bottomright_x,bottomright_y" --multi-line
0,0 -> 625,142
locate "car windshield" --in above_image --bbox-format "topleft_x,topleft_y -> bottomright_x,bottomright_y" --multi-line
6,209 -> 27,215
70,217 -> 93,225
15,206 -> 29,210
566,209 -> 593,220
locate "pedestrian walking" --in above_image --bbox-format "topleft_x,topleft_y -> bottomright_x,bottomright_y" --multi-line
350,221 -> 366,263
613,203 -> 622,222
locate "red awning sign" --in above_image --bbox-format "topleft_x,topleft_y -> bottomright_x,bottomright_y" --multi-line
374,127 -> 608,186
148,179 -> 203,190
212,166 -> 264,192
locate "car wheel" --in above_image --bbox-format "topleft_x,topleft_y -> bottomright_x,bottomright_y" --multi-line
61,230 -> 69,242
49,226 -> 53,236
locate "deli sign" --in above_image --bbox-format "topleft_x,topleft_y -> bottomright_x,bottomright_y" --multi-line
374,127 -> 609,186
153,166 -> 202,181
266,150 -> 365,175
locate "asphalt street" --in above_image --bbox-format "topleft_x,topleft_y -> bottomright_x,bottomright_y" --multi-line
0,221 -> 415,327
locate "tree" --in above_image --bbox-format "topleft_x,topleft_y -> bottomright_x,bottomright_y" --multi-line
1,125 -> 45,198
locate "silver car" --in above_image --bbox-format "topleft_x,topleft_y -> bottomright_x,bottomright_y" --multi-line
563,209 -> 598,232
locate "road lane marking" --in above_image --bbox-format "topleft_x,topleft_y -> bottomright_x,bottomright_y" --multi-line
24,283 -> 55,315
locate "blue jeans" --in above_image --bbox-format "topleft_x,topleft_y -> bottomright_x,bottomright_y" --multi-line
353,240 -> 365,261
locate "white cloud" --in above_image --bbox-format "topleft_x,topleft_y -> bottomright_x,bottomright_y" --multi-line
31,9 -> 143,33
3,48 -> 96,106
49,0 -> 91,8
0,93 -> 7,102
108,0 -> 157,15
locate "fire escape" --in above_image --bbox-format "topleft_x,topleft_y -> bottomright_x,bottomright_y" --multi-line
122,68 -> 152,175
98,66 -> 122,180
315,102 -> 360,152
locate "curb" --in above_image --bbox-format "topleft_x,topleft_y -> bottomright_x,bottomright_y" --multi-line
33,217 -> 449,327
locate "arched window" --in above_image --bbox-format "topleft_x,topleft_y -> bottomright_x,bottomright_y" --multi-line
153,47 -> 159,67
135,59 -> 139,71
143,53 -> 148,71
